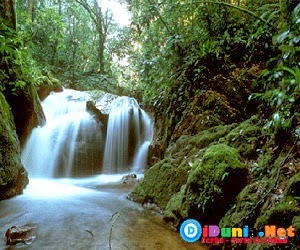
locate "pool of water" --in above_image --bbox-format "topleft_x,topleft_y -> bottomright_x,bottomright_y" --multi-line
0,176 -> 206,249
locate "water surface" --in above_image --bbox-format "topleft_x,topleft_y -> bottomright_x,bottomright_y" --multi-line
0,177 -> 206,249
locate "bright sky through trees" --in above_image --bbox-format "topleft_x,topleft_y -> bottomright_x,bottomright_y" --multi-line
98,0 -> 131,26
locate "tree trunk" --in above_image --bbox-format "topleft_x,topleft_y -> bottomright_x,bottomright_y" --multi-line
76,0 -> 111,74
28,0 -> 34,20
0,0 -> 16,30
94,0 -> 105,74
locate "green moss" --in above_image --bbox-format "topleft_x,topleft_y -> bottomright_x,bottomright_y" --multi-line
220,181 -> 266,228
189,124 -> 235,148
164,144 -> 248,224
292,216 -> 300,231
225,116 -> 262,157
201,90 -> 240,123
164,185 -> 188,222
129,158 -> 189,209
0,92 -> 22,185
285,173 -> 300,197
255,201 -> 300,229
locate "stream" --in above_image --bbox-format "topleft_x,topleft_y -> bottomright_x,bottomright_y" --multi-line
0,176 -> 206,249
1,89 -> 207,249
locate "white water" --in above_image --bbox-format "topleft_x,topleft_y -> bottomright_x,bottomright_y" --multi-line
103,96 -> 153,173
22,90 -> 153,177
22,89 -> 103,178
132,109 -> 153,173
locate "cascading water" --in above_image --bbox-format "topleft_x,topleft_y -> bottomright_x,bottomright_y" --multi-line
103,96 -> 153,173
22,89 -> 153,177
22,89 -> 103,178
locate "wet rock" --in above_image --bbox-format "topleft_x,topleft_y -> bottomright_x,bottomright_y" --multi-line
5,225 -> 36,245
0,92 -> 29,200
4,82 -> 46,147
0,166 -> 29,200
86,100 -> 108,128
122,173 -> 138,186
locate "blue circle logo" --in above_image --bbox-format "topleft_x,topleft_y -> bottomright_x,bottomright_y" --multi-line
180,219 -> 202,243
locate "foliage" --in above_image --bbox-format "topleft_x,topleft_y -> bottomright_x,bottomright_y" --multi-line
0,17 -> 40,92
125,0 -> 282,109
15,0 -> 125,86
250,4 -> 300,137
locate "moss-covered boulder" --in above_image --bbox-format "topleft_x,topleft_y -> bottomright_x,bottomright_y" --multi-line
0,92 -> 29,200
170,90 -> 240,143
36,76 -> 63,101
164,144 -> 248,225
285,172 -> 300,198
128,158 -> 190,209
220,181 -> 267,228
225,116 -> 262,158
255,200 -> 300,230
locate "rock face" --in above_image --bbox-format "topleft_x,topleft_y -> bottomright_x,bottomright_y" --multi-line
4,82 -> 46,147
164,144 -> 247,225
0,92 -> 29,200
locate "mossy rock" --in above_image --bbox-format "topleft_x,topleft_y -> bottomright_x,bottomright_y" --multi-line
201,90 -> 241,123
255,200 -> 300,229
0,92 -> 29,200
285,172 -> 300,197
128,158 -> 189,209
36,75 -> 63,101
164,144 -> 248,225
250,200 -> 300,249
225,115 -> 262,158
166,124 -> 235,160
170,89 -> 239,142
188,124 -> 236,148
4,82 -> 46,147
170,110 -> 225,142
220,181 -> 268,228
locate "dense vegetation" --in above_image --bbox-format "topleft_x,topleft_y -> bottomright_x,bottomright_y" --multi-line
1,0 -> 299,248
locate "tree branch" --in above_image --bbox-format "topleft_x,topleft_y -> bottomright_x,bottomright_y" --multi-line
74,0 -> 97,26
188,1 -> 277,29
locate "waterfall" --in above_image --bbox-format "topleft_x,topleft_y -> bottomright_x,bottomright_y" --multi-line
22,89 -> 153,178
103,96 -> 153,174
22,89 -> 103,178
132,109 -> 153,173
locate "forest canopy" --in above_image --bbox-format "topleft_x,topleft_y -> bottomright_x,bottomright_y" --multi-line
0,0 -> 299,137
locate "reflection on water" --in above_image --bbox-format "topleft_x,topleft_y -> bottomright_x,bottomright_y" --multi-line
0,177 -> 206,249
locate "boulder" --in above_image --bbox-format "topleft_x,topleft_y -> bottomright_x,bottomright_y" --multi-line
36,76 -> 63,101
4,82 -> 46,147
86,100 -> 108,128
164,144 -> 248,226
0,92 -> 29,200
5,225 -> 36,245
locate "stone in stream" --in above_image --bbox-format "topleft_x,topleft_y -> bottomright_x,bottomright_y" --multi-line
5,225 -> 37,245
122,173 -> 138,185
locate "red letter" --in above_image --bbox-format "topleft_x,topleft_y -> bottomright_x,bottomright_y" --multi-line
203,225 -> 209,237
